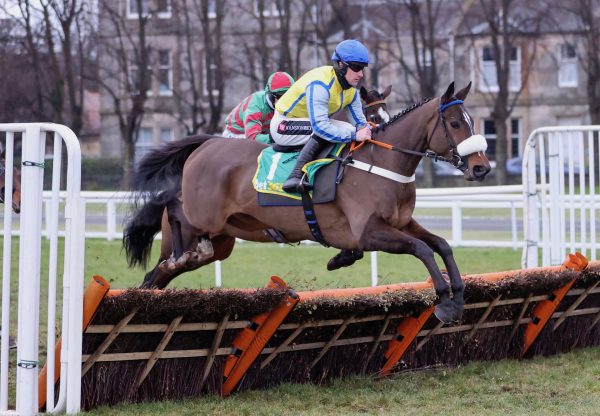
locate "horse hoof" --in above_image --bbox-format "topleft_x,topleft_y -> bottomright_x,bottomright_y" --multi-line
327,257 -> 341,271
452,302 -> 464,323
434,303 -> 454,324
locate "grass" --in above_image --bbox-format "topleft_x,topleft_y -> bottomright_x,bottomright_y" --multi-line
86,347 -> 600,416
86,240 -> 524,290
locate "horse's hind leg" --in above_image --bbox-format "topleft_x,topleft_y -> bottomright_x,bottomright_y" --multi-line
358,216 -> 455,324
403,218 -> 464,321
327,249 -> 364,271
145,235 -> 235,289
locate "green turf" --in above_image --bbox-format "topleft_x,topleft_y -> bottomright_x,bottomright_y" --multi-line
86,240 -> 523,290
86,347 -> 600,416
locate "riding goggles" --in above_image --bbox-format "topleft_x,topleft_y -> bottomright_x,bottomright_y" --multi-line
344,61 -> 367,72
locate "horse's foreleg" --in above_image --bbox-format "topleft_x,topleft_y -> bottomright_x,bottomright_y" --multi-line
358,216 -> 454,324
403,219 -> 464,321
327,249 -> 364,271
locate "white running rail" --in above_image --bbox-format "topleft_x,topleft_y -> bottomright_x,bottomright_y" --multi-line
522,125 -> 600,268
0,124 -> 85,415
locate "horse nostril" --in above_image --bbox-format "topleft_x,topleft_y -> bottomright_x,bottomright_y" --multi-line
473,165 -> 490,177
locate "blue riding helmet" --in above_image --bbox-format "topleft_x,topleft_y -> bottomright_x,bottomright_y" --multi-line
331,39 -> 370,65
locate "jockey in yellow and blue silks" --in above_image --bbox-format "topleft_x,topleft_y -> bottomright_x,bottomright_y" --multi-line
270,39 -> 372,193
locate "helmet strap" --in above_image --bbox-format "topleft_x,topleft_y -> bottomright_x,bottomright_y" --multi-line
333,61 -> 352,90
266,93 -> 275,110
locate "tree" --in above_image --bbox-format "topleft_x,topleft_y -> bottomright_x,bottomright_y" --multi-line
171,0 -> 208,135
381,0 -> 458,186
197,0 -> 225,133
546,0 -> 600,124
46,0 -> 91,135
463,0 -> 542,184
1,0 -> 92,134
96,0 -> 152,186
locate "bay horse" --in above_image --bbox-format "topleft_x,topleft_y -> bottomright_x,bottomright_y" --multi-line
360,85 -> 392,124
125,82 -> 491,323
0,160 -> 21,214
125,86 -> 394,286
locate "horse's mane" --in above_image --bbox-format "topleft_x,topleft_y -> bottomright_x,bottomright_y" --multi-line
373,98 -> 432,133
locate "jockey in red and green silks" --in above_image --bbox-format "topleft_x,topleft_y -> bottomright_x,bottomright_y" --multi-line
222,71 -> 295,144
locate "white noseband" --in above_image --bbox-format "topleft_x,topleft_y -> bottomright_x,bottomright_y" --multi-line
456,134 -> 487,156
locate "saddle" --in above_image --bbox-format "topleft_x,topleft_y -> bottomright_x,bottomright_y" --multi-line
253,143 -> 344,207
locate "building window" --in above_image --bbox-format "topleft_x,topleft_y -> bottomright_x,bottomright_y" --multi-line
202,50 -> 219,96
559,43 -> 578,88
253,0 -> 284,17
160,127 -> 174,143
483,119 -> 497,160
207,0 -> 217,18
135,127 -> 154,163
127,0 -> 171,19
479,46 -> 521,92
510,118 -> 520,157
482,118 -> 521,160
418,47 -> 434,84
158,50 -> 172,95
128,59 -> 152,95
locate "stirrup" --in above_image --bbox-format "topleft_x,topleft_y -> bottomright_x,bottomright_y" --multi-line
283,175 -> 311,194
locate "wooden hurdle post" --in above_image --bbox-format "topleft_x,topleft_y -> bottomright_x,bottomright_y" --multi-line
222,276 -> 299,396
521,253 -> 588,357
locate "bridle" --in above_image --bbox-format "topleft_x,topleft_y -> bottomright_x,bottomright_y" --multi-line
364,99 -> 386,109
351,99 -> 481,173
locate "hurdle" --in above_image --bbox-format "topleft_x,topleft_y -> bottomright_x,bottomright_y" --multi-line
38,253 -> 599,410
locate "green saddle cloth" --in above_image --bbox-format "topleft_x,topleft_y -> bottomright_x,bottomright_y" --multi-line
253,144 -> 344,200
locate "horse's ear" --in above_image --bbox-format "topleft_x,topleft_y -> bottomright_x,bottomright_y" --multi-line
441,82 -> 455,103
382,85 -> 392,99
360,86 -> 368,101
455,82 -> 472,101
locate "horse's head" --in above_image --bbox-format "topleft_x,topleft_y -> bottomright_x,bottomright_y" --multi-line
361,85 -> 392,124
427,82 -> 491,181
0,164 -> 21,214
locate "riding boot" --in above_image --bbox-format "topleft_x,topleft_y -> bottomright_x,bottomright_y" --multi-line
282,136 -> 328,193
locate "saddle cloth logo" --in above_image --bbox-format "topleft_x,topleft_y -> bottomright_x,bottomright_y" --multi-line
252,145 -> 343,200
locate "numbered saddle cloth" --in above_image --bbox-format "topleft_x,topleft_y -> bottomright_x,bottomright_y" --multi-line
252,144 -> 344,206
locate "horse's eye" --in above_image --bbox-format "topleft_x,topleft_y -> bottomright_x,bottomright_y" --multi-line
450,121 -> 460,129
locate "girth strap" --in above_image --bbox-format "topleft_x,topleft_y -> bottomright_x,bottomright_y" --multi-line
300,191 -> 330,247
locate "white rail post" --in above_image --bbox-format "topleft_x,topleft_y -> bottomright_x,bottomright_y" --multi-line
370,252 -> 378,287
451,202 -> 462,246
16,124 -> 45,416
0,132 -> 15,411
107,200 -> 117,241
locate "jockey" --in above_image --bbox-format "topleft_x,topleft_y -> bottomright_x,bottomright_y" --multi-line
222,71 -> 295,143
271,39 -> 372,193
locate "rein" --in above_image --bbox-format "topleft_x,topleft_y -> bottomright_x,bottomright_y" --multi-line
344,99 -> 470,183
350,99 -> 466,165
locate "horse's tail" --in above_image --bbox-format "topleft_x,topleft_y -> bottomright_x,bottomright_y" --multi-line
123,188 -> 179,268
132,134 -> 215,195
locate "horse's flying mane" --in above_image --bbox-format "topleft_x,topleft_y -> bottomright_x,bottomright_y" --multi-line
373,98 -> 432,133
